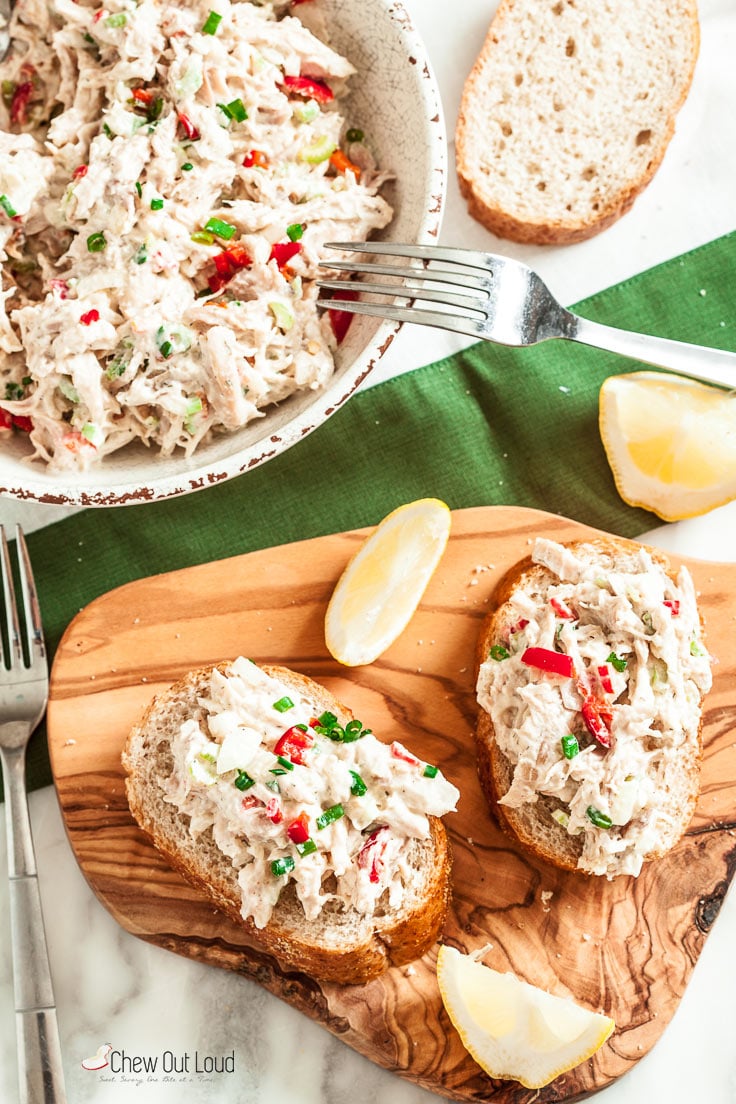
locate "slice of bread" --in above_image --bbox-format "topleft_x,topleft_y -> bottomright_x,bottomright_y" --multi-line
474,537 -> 711,878
122,662 -> 453,985
455,0 -> 699,244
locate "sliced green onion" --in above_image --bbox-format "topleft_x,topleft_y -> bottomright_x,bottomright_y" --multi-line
586,805 -> 612,830
234,770 -> 255,791
346,127 -> 364,143
561,734 -> 579,760
423,763 -> 439,778
204,216 -> 237,240
83,32 -> 96,44
219,97 -> 247,122
134,243 -> 147,265
0,194 -> 17,218
202,10 -> 222,34
607,651 -> 627,672
265,779 -> 280,793
270,855 -> 295,877
295,838 -> 317,857
4,381 -> 25,401
159,341 -> 173,358
191,229 -> 215,245
342,719 -> 366,743
105,11 -> 127,27
690,639 -> 707,657
86,232 -> 106,252
489,644 -> 510,661
102,122 -> 113,139
287,222 -> 304,242
181,162 -> 194,171
150,197 -> 164,210
349,770 -> 367,797
135,181 -> 142,198
318,711 -> 337,729
273,696 -> 294,713
316,803 -> 344,830
275,755 -> 294,771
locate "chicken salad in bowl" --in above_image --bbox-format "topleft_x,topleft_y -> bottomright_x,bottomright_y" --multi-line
0,0 -> 445,504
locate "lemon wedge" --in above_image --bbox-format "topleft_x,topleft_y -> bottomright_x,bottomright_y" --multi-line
599,371 -> 736,521
325,498 -> 451,666
436,945 -> 615,1089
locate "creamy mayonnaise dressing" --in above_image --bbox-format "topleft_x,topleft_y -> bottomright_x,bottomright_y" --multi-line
0,0 -> 391,469
476,539 -> 712,878
163,658 -> 458,928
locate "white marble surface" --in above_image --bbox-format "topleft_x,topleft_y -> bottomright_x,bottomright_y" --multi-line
2,1 -> 736,1101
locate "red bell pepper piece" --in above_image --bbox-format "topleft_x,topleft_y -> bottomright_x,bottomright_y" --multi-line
286,813 -> 310,844
49,278 -> 69,298
265,796 -> 283,824
72,165 -> 88,179
597,665 -> 614,695
243,149 -> 269,169
274,725 -> 314,765
357,827 -> 389,884
663,600 -> 680,615
390,741 -> 420,766
80,309 -> 100,326
0,408 -> 11,431
327,288 -> 358,343
269,240 -> 301,268
10,81 -> 34,126
132,87 -> 154,105
282,74 -> 333,104
521,647 -> 575,678
329,149 -> 361,180
177,112 -> 200,140
581,697 -> 613,748
550,597 -> 575,619
9,414 -> 32,433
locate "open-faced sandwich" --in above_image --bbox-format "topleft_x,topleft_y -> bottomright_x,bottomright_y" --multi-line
123,657 -> 458,984
475,537 -> 712,878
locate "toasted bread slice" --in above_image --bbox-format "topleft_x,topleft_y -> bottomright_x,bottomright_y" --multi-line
455,0 -> 699,244
474,537 -> 711,877
123,663 -> 453,985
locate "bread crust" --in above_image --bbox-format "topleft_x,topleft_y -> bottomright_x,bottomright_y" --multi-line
474,537 -> 705,875
123,662 -> 452,985
455,0 -> 700,245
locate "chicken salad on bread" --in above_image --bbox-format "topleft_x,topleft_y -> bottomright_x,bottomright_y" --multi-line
123,658 -> 458,983
475,537 -> 712,879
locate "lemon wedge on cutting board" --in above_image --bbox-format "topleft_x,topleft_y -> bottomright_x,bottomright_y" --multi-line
436,945 -> 615,1089
325,498 -> 451,666
599,371 -> 736,521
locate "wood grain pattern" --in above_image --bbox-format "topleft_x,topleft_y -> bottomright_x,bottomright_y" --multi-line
47,506 -> 736,1103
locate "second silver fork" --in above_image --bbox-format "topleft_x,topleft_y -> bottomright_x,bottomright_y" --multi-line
0,526 -> 66,1104
317,242 -> 736,391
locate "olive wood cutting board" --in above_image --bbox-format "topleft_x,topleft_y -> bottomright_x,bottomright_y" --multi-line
47,506 -> 736,1103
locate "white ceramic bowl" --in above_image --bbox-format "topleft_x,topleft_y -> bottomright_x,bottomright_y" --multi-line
0,0 -> 445,507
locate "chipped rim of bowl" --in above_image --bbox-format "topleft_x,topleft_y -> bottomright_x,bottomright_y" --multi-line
0,0 -> 446,508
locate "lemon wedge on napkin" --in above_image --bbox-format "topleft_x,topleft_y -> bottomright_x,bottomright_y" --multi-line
599,371 -> 736,521
436,945 -> 615,1089
325,498 -> 451,666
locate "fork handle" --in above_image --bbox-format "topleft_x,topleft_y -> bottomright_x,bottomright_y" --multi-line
570,315 -> 736,389
2,746 -> 67,1103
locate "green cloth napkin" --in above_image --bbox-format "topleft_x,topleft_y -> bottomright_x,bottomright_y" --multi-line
8,228 -> 736,800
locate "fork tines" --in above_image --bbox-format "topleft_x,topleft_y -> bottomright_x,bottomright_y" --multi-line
316,241 -> 493,339
0,526 -> 46,674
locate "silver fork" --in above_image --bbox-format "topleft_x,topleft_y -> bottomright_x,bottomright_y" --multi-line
317,242 -> 736,390
0,526 -> 66,1104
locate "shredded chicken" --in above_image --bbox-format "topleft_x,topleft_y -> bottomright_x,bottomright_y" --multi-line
0,0 -> 392,470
